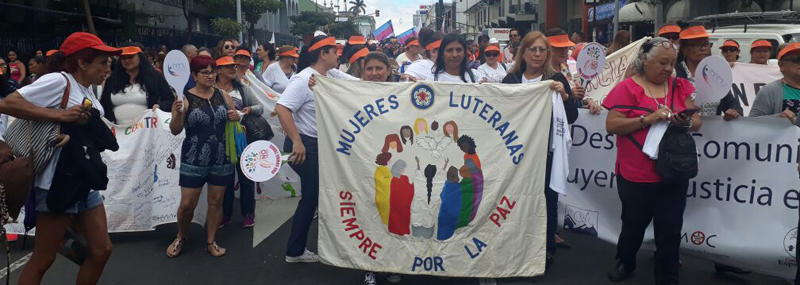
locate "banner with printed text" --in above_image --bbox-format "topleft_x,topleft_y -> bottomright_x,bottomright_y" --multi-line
561,109 -> 800,279
4,105 -> 298,234
582,37 -> 647,104
315,77 -> 553,277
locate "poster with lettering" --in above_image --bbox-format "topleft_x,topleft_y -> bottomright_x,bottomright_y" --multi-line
584,37 -> 648,105
314,77 -> 552,277
730,63 -> 782,115
562,110 -> 800,279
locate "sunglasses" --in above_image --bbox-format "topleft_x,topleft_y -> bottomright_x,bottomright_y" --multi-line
224,45 -> 235,49
485,52 -> 500,57
721,48 -> 739,53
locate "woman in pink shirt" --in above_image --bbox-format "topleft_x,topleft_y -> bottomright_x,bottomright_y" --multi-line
602,37 -> 702,285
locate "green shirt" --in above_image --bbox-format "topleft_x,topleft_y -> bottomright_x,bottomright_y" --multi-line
783,83 -> 800,113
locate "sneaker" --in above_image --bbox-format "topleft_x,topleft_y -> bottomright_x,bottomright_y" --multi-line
364,272 -> 377,285
386,273 -> 401,283
285,249 -> 320,263
242,215 -> 255,228
219,216 -> 232,229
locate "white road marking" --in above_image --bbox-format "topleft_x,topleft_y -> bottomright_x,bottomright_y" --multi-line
0,252 -> 32,279
252,197 -> 300,248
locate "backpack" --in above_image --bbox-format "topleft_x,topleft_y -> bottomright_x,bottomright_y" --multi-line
610,78 -> 698,181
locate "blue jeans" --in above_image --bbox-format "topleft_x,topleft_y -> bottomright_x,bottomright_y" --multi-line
223,163 -> 255,218
284,135 -> 319,257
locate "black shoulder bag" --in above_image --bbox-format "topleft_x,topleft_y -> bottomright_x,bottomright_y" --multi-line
610,78 -> 699,181
238,85 -> 274,144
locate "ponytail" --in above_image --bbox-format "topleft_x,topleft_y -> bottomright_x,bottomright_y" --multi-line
424,164 -> 437,204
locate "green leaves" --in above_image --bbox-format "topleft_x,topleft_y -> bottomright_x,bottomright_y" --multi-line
212,18 -> 244,37
289,11 -> 334,36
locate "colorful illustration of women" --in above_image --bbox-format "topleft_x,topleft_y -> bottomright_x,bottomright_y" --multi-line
374,152 -> 393,225
388,160 -> 413,236
436,166 -> 462,240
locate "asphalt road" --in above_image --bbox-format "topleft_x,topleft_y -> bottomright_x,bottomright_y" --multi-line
0,200 -> 790,285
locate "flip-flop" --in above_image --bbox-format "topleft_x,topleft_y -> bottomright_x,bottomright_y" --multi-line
166,237 -> 186,258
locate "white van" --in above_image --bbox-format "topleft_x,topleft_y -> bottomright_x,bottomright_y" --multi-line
694,12 -> 800,64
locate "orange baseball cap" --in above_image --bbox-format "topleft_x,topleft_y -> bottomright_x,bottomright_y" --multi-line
425,39 -> 442,51
484,45 -> 500,53
234,49 -> 252,58
349,47 -> 369,64
751,40 -> 772,49
349,35 -> 367,45
547,34 -> 575,48
45,49 -> 59,57
658,24 -> 681,36
216,56 -> 235,66
720,40 -> 740,49
778,43 -> 800,60
120,46 -> 143,56
59,32 -> 121,57
679,26 -> 710,40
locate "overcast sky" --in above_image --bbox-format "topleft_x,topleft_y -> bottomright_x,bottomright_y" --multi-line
358,0 -> 432,34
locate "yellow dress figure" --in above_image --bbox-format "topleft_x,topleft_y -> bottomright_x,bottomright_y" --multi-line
374,153 -> 393,225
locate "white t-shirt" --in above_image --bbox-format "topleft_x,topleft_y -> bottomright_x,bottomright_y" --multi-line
432,69 -> 480,83
277,68 -> 320,138
262,62 -> 294,94
327,68 -> 359,80
110,83 -> 148,125
395,52 -> 418,67
404,59 -> 434,81
16,72 -> 104,190
477,63 -> 508,83
521,74 -> 544,84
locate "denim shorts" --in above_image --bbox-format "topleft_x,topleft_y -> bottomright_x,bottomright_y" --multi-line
179,162 -> 234,188
35,188 -> 104,214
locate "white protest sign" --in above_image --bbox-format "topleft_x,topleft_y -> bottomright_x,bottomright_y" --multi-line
576,42 -> 607,87
730,63 -> 782,115
584,37 -> 648,105
240,140 -> 283,182
163,50 -> 191,109
693,56 -> 733,106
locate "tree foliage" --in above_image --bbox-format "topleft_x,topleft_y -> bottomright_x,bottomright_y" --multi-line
348,0 -> 367,17
289,11 -> 333,37
212,18 -> 244,38
329,20 -> 360,39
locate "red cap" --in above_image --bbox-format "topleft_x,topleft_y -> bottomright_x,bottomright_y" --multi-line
59,32 -> 121,57
779,43 -> 800,60
658,24 -> 681,36
720,40 -> 740,49
751,40 -> 773,49
547,34 -> 575,48
679,26 -> 710,40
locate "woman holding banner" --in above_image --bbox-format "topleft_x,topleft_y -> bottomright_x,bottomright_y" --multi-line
544,28 -> 600,115
431,34 -> 483,83
602,37 -> 701,285
750,43 -> 800,127
0,32 -> 120,285
167,55 -> 240,258
501,31 -> 580,269
675,26 -> 743,121
100,43 -> 174,124
275,34 -> 339,263
215,56 -> 264,229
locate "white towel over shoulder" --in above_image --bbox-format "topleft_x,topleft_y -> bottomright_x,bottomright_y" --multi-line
549,91 -> 571,194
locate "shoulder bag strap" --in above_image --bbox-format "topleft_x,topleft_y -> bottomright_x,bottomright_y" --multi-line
58,73 -> 71,109
607,105 -> 653,151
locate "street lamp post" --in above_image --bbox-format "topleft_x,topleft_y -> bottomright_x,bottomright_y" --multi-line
236,0 -> 243,42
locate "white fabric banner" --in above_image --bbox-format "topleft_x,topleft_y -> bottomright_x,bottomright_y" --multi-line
315,77 -> 552,277
583,37 -> 648,105
4,104 -> 297,234
730,63 -> 782,115
562,109 -> 800,279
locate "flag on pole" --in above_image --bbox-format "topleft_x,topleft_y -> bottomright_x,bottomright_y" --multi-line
269,32 -> 275,44
372,20 -> 395,42
397,28 -> 417,44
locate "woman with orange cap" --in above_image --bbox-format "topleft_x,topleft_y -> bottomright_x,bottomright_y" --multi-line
720,40 -> 741,64
404,28 -> 443,81
345,46 -> 370,78
750,43 -> 800,127
262,45 -> 298,93
100,43 -> 174,124
215,56 -> 264,229
675,25 -> 742,120
396,37 -> 422,70
476,44 -> 507,83
0,31 -> 121,285
750,39 -> 774,65
658,23 -> 682,45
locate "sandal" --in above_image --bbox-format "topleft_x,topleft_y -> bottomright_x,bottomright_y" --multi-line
206,241 -> 226,257
166,237 -> 187,258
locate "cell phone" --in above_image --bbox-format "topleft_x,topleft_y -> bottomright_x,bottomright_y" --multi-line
678,108 -> 699,117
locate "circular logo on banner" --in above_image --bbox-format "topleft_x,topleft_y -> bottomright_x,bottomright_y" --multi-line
694,55 -> 733,106
411,84 -> 435,110
691,231 -> 706,245
240,140 -> 282,182
576,42 -> 607,81
785,228 -> 798,258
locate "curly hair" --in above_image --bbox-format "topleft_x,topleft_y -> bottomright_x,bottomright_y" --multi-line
457,135 -> 477,154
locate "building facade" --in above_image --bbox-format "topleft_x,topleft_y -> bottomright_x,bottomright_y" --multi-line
464,0 -> 540,40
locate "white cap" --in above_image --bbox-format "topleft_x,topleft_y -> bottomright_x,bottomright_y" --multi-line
489,38 -> 499,44
314,30 -> 327,37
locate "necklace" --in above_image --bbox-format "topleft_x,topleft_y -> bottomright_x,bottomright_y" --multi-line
643,78 -> 669,109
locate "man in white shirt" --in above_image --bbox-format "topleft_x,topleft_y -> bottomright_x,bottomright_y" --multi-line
503,28 -> 520,65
